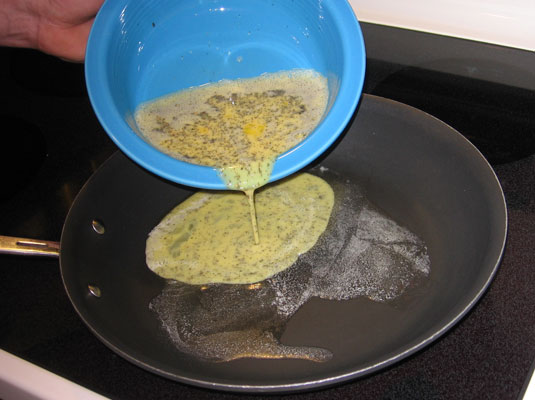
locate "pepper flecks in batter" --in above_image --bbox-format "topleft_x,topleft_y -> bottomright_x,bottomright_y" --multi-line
135,70 -> 327,189
135,69 -> 328,243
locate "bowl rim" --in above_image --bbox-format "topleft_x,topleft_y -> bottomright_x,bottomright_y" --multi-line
85,0 -> 366,189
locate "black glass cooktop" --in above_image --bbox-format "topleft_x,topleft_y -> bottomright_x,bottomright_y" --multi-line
1,24 -> 534,399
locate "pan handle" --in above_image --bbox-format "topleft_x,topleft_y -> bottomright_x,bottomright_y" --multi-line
0,235 -> 60,258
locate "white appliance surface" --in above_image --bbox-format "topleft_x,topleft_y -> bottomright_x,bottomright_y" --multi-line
0,350 -> 108,400
349,0 -> 535,51
524,366 -> 535,400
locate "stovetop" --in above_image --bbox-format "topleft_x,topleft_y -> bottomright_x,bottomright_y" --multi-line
1,26 -> 534,399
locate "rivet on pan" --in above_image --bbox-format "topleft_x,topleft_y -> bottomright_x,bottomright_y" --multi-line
88,285 -> 102,298
92,219 -> 105,235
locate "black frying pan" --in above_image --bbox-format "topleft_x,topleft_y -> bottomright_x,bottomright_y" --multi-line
0,95 -> 507,393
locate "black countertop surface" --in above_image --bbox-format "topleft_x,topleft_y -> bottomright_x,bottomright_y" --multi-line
1,43 -> 534,399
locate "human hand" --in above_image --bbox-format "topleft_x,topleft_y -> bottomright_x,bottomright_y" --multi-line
0,0 -> 104,62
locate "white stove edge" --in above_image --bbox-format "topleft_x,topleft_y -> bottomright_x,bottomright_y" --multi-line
0,349 -> 108,400
523,361 -> 535,400
349,0 -> 535,51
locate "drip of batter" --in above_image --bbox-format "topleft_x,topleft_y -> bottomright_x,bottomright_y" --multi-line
244,189 -> 259,245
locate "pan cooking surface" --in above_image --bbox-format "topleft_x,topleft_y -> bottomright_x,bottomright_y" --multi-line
147,168 -> 431,364
59,95 -> 506,392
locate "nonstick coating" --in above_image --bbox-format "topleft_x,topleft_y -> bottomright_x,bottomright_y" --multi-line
59,95 -> 506,392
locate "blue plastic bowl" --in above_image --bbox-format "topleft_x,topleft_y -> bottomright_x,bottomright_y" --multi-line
85,0 -> 366,189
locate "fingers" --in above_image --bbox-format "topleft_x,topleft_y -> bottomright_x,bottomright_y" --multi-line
36,17 -> 95,62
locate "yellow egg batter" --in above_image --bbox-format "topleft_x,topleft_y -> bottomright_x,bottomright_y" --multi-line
146,173 -> 334,284
136,69 -> 328,245
135,69 -> 328,191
